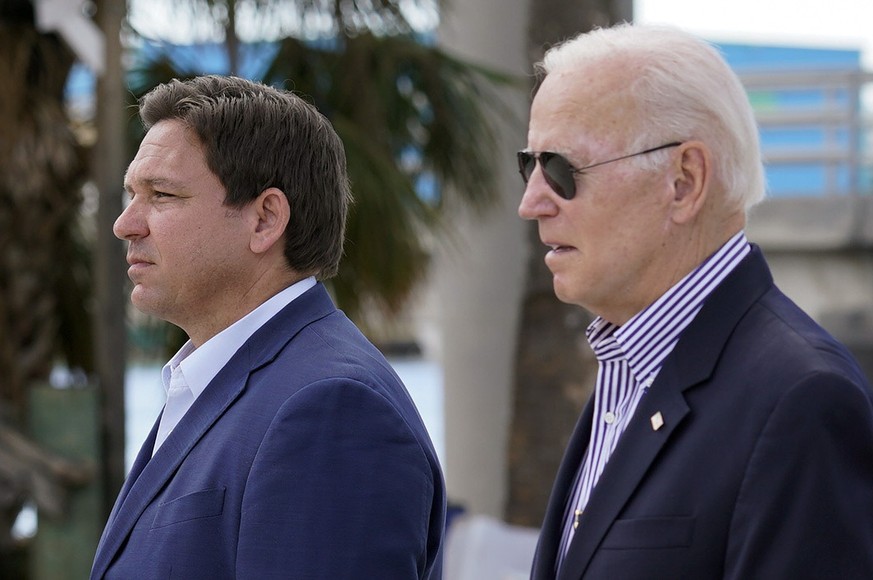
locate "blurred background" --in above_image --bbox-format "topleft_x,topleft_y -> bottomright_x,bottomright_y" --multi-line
1,0 -> 871,578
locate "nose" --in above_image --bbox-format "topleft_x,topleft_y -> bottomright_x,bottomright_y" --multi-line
518,164 -> 559,220
113,195 -> 147,241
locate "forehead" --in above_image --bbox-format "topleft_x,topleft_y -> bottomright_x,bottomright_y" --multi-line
528,64 -> 640,154
124,120 -> 210,189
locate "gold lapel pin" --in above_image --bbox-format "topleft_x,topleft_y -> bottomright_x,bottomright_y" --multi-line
650,411 -> 664,431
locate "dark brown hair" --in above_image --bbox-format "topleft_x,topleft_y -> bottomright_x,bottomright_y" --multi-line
139,75 -> 351,279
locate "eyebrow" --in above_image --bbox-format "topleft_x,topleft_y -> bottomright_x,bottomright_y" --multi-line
123,175 -> 185,195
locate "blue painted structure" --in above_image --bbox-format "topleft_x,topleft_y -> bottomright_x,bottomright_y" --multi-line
717,43 -> 866,197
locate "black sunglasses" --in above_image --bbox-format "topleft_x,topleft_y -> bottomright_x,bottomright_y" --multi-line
517,141 -> 683,200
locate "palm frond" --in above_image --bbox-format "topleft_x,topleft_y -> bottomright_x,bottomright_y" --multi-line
125,0 -> 521,324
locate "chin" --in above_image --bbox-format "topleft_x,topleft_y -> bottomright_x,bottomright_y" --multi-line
130,289 -> 166,319
552,279 -> 580,307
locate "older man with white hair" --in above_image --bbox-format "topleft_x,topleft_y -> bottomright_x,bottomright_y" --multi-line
518,23 -> 873,580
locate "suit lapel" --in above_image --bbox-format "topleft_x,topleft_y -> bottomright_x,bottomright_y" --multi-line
531,402 -> 595,579
91,419 -> 160,576
91,284 -> 337,579
90,349 -> 253,579
110,420 -> 158,526
554,246 -> 774,579
557,379 -> 691,579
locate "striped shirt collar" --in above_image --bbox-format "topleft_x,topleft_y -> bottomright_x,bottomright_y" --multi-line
586,231 -> 751,384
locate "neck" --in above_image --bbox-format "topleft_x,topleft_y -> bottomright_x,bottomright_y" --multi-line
604,218 -> 745,326
183,268 -> 308,347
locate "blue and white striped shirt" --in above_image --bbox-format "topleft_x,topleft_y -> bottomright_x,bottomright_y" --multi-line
557,231 -> 751,565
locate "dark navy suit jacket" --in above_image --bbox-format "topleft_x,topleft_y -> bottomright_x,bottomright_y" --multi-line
532,246 -> 873,579
91,283 -> 445,579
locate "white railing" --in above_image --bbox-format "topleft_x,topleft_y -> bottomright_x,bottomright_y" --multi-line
740,69 -> 873,197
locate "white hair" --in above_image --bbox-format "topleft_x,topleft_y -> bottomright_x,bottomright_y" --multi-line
539,23 -> 766,211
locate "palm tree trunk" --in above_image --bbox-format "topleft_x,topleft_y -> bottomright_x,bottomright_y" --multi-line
93,0 -> 129,518
0,4 -> 86,425
225,0 -> 239,75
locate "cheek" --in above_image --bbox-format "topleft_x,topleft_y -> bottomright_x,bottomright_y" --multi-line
183,220 -> 250,277
149,225 -> 202,283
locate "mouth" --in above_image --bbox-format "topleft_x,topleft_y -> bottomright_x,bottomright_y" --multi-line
544,242 -> 576,254
126,256 -> 155,277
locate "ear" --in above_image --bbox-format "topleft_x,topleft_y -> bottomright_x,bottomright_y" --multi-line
247,187 -> 290,255
670,141 -> 710,224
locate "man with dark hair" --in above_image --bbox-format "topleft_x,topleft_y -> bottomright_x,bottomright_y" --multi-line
91,75 -> 445,579
519,24 -> 873,579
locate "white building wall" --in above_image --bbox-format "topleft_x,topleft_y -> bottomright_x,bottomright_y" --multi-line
434,0 -> 531,518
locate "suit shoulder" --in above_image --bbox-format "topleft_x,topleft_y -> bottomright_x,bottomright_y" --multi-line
733,287 -> 870,392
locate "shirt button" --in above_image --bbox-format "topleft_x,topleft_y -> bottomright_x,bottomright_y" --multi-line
604,411 -> 616,424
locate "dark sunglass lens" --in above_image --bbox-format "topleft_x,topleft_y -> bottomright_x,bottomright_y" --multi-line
517,151 -> 535,183
541,153 -> 575,200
